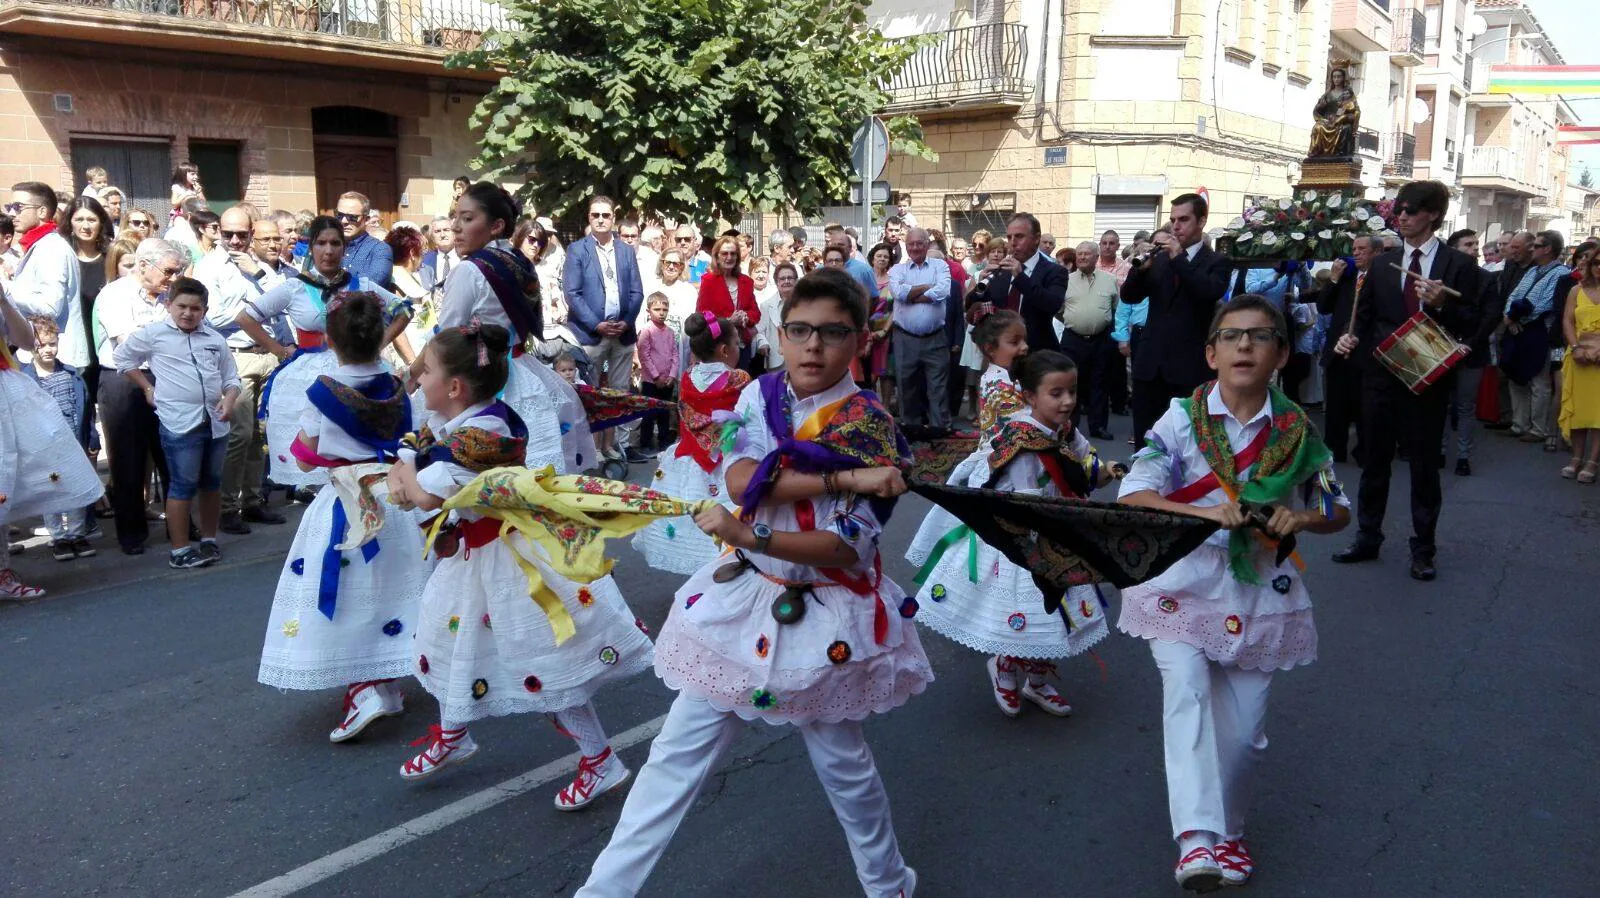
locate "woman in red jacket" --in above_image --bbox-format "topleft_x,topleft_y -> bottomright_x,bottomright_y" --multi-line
696,235 -> 760,370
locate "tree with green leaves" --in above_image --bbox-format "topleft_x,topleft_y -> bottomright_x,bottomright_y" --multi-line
1582,166 -> 1593,189
449,0 -> 935,223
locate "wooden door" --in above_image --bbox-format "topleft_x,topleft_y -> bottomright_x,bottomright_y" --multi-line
313,141 -> 398,218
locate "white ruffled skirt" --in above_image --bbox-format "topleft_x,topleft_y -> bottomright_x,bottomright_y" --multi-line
653,553 -> 934,726
0,369 -> 103,526
413,531 -> 654,723
1117,543 -> 1317,673
630,442 -> 730,575
263,350 -> 340,488
257,486 -> 432,690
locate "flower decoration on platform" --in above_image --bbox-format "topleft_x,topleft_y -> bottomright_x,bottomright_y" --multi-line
1218,188 -> 1389,261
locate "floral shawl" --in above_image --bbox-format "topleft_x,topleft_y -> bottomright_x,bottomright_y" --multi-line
673,367 -> 752,473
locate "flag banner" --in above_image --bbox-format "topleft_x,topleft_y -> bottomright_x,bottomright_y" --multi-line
909,481 -> 1219,614
1487,65 -> 1600,96
1558,125 -> 1600,146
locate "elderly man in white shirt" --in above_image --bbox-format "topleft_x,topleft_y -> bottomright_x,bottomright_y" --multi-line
94,238 -> 187,554
7,182 -> 86,368
887,226 -> 953,437
195,205 -> 289,533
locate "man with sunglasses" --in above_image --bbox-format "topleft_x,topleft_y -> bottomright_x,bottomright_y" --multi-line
7,182 -> 85,370
1333,180 -> 1487,581
564,194 -> 648,462
1498,230 -> 1569,446
194,206 -> 289,534
334,191 -> 394,290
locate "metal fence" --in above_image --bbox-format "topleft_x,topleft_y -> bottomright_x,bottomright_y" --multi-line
1385,131 -> 1416,179
884,23 -> 1031,110
1393,5 -> 1425,57
30,0 -> 509,50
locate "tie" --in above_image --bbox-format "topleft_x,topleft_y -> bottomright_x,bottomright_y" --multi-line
1006,263 -> 1023,309
1403,248 -> 1423,315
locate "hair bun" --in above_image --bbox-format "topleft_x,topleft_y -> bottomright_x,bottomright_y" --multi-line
475,322 -> 512,356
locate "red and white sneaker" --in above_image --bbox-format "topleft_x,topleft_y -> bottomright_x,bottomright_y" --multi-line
1214,839 -> 1254,887
986,656 -> 1021,718
554,746 -> 631,811
400,725 -> 478,780
1020,680 -> 1073,717
898,866 -> 918,897
1174,844 -> 1223,892
329,680 -> 404,743
0,568 -> 44,600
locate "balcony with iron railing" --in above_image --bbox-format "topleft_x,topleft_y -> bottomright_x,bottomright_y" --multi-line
1391,5 -> 1424,65
882,22 -> 1033,116
0,0 -> 507,77
1383,131 -> 1416,180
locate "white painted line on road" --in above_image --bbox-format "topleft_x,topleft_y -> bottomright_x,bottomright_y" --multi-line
228,713 -> 667,898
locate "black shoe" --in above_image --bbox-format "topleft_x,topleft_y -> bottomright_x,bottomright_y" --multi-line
1332,542 -> 1381,564
220,513 -> 252,535
52,540 -> 75,562
623,447 -> 657,464
293,487 -> 320,504
198,541 -> 222,564
242,506 -> 288,525
1090,429 -> 1115,440
1455,458 -> 1472,477
1410,557 -> 1437,581
72,538 -> 96,558
120,542 -> 145,556
168,546 -> 212,569
1331,453 -> 1348,464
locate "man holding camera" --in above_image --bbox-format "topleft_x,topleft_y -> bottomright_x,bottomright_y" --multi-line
1120,193 -> 1231,442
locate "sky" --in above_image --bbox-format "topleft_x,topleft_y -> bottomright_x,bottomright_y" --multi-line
1522,0 -> 1600,182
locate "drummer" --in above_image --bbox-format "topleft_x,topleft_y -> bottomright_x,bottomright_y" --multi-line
1330,179 -> 1488,582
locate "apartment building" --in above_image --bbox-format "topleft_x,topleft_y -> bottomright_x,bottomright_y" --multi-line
0,0 -> 498,220
1460,0 -> 1576,239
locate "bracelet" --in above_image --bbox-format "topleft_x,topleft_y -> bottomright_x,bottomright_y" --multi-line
822,471 -> 837,498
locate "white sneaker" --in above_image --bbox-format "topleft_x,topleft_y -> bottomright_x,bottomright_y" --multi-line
553,746 -> 631,811
0,568 -> 45,600
1020,680 -> 1074,717
328,681 -> 404,743
400,726 -> 478,780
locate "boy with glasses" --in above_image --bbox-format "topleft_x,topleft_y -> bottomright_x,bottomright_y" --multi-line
1119,294 -> 1349,891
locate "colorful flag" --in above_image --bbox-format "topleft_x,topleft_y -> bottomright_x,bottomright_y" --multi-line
1558,125 -> 1600,146
1487,65 -> 1600,96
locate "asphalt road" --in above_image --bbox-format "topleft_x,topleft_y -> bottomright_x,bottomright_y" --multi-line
3,428 -> 1596,897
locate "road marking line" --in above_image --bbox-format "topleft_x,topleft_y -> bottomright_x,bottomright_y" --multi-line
228,714 -> 666,898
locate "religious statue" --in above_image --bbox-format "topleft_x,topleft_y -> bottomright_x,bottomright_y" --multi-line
1308,66 -> 1360,159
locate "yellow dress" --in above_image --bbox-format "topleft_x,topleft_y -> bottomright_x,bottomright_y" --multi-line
1559,288 -> 1600,436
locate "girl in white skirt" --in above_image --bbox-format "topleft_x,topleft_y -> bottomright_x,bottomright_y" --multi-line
632,311 -> 749,574
233,215 -> 412,489
907,347 -> 1117,718
386,323 -> 651,809
0,296 -> 104,599
256,293 -> 430,742
414,181 -> 594,474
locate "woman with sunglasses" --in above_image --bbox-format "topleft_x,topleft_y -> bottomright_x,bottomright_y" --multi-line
120,209 -> 155,244
695,235 -> 761,372
231,215 -> 413,489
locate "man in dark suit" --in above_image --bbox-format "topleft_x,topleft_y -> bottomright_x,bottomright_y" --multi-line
564,194 -> 647,462
1332,180 -> 1485,581
1120,193 -> 1232,441
1311,233 -> 1377,463
968,211 -> 1067,353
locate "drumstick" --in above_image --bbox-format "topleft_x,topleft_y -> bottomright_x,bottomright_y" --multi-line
1388,262 -> 1462,298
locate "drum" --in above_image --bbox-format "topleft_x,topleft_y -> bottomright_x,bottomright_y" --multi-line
1372,309 -> 1470,395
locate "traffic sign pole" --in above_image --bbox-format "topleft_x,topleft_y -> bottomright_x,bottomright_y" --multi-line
860,116 -> 873,251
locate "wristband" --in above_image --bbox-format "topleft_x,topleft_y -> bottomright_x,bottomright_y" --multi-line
822,471 -> 837,498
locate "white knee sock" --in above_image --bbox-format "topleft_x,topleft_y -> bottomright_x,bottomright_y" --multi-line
553,702 -> 611,758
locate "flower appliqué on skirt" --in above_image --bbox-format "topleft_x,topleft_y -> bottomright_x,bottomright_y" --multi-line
1224,615 -> 1243,636
382,619 -> 403,636
1007,612 -> 1027,631
471,678 -> 489,699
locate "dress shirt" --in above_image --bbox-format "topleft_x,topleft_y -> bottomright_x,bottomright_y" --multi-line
342,231 -> 395,289
1062,268 -> 1119,336
1112,297 -> 1149,342
94,274 -> 168,362
1121,383 -> 1346,549
595,237 -> 621,318
1504,261 -> 1572,320
887,256 -> 951,335
1398,236 -> 1440,289
1097,256 -> 1132,287
9,231 -> 85,365
635,318 -> 679,382
195,249 -> 272,349
112,319 -> 241,438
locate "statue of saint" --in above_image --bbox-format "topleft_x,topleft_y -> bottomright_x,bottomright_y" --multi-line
1308,67 -> 1360,159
